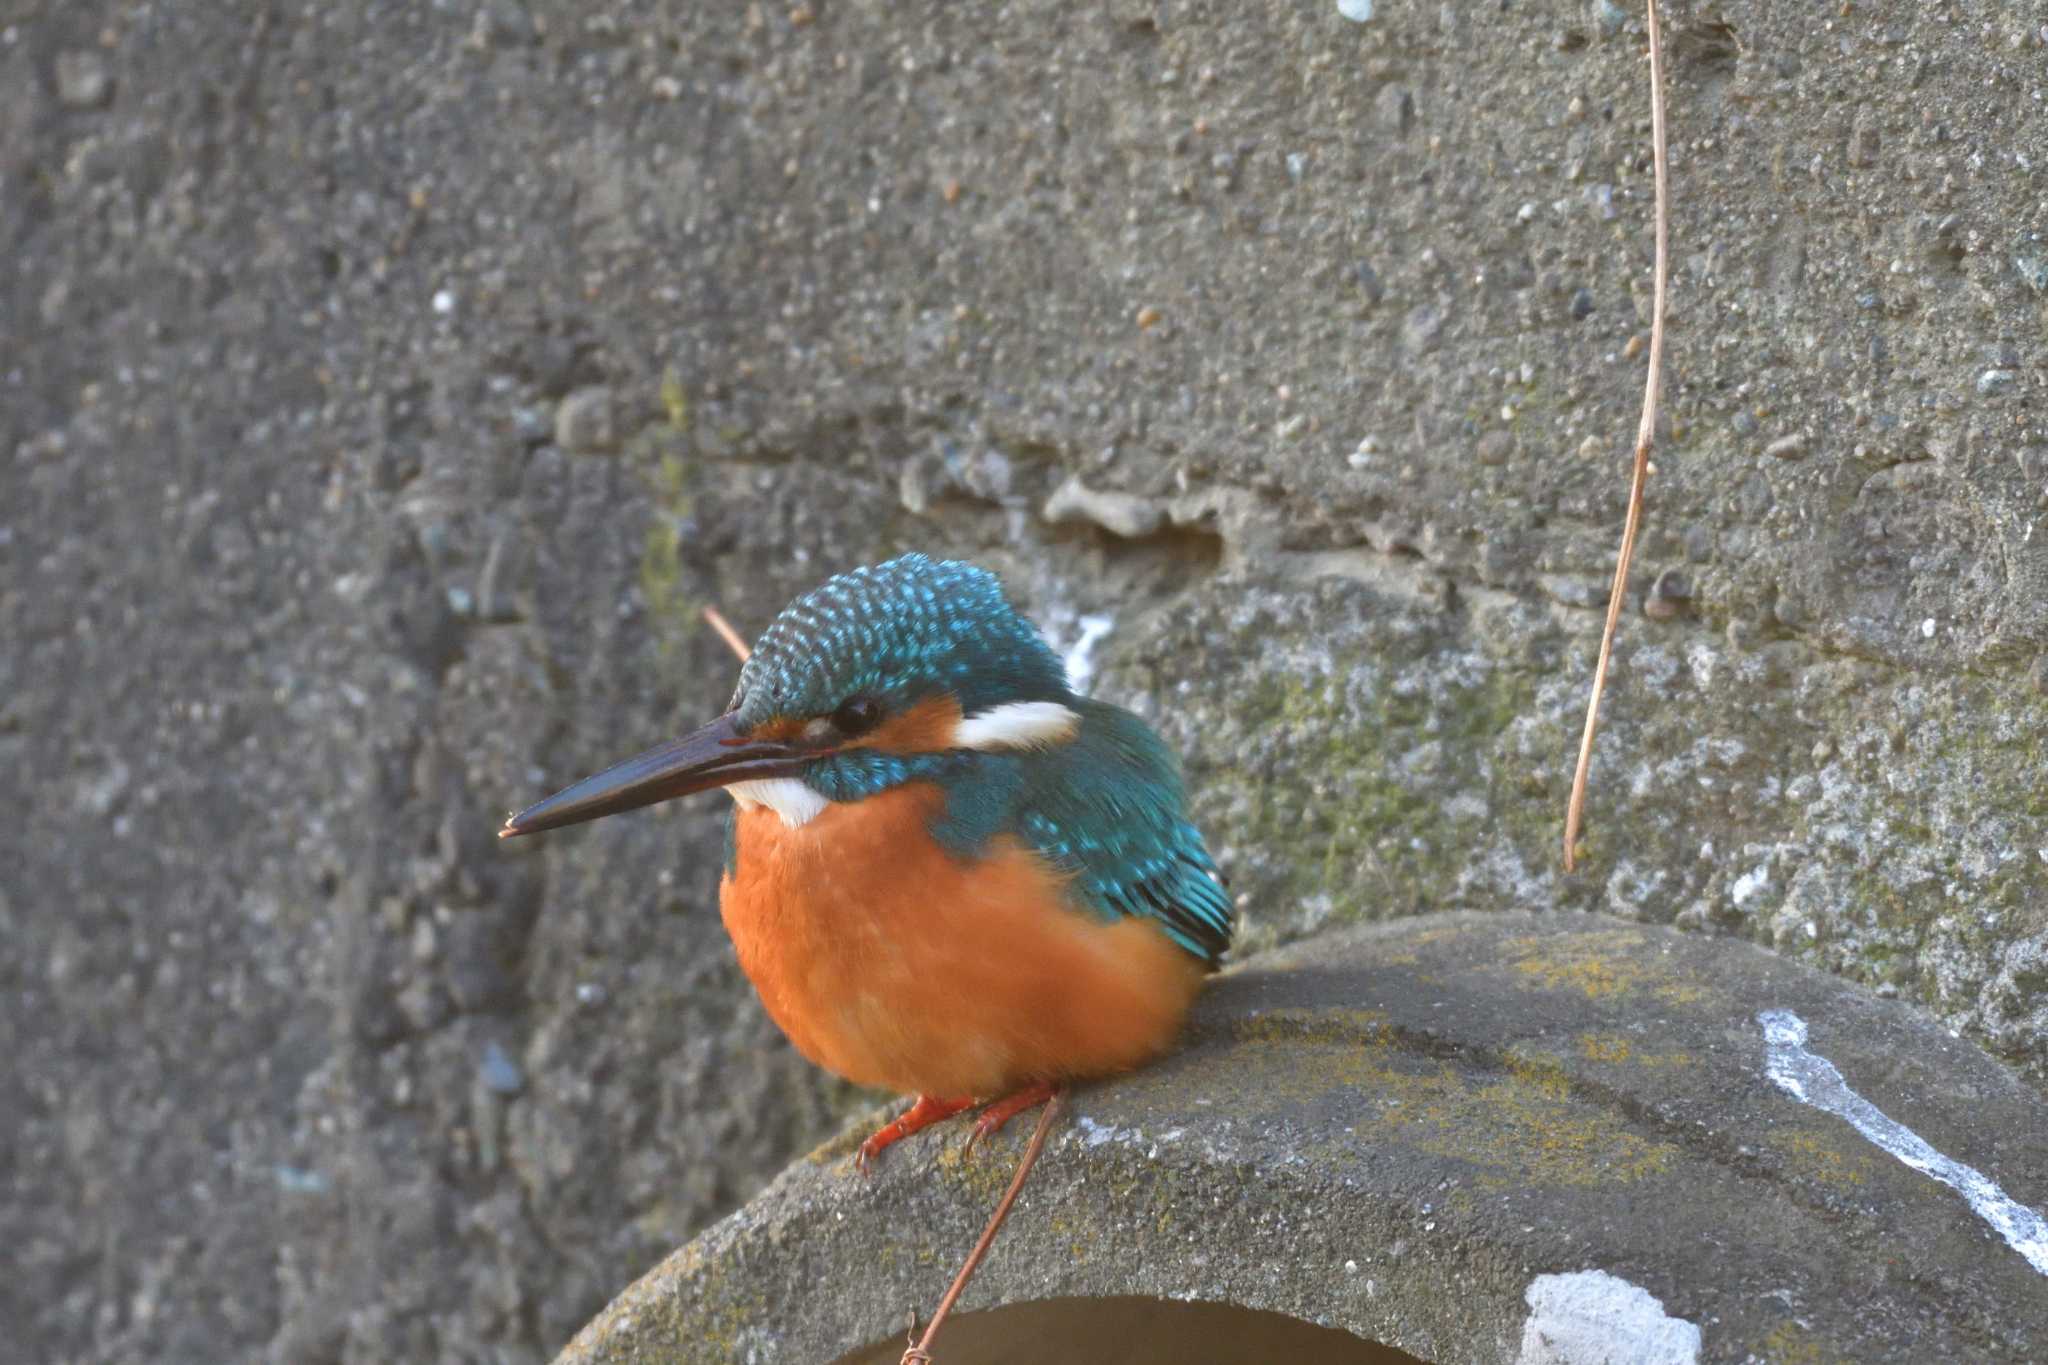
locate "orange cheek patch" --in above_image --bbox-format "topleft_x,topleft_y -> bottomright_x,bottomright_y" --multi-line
843,694 -> 963,753
743,695 -> 961,752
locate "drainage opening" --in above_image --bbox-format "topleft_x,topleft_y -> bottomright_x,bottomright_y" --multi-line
834,1295 -> 1429,1364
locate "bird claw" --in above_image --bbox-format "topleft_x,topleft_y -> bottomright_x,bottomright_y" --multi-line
960,1080 -> 1059,1157
855,1094 -> 975,1175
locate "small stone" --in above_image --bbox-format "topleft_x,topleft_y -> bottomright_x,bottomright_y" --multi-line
1476,431 -> 1514,466
1376,85 -> 1414,134
1337,0 -> 1375,21
1764,433 -> 1807,460
1135,305 -> 1162,330
479,1041 -> 525,1096
2016,254 -> 2048,294
467,0 -> 538,51
1623,334 -> 1645,360
1538,574 -> 1605,609
1644,569 -> 1690,620
898,453 -> 946,514
1920,617 -> 1937,638
556,386 -> 618,453
1569,288 -> 1595,320
1043,475 -> 1164,539
1403,304 -> 1444,352
1592,0 -> 1628,36
1976,369 -> 2016,396
54,51 -> 112,108
1351,260 -> 1385,305
650,74 -> 683,100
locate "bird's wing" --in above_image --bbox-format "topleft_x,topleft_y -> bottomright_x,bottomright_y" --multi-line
1008,701 -> 1234,967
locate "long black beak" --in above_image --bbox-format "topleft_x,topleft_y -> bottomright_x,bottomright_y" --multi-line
500,712 -> 803,839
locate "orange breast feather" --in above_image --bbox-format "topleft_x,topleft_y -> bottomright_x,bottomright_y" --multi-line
719,782 -> 1206,1099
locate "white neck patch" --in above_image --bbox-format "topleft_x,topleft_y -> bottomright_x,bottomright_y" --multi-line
726,778 -> 828,828
953,701 -> 1081,752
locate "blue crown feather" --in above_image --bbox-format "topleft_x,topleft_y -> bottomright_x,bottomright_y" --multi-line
734,554 -> 1072,727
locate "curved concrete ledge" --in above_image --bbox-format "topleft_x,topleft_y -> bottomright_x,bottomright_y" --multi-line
559,913 -> 2048,1363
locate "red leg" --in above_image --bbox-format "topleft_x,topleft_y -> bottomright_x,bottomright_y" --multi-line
857,1094 -> 975,1174
964,1080 -> 1060,1153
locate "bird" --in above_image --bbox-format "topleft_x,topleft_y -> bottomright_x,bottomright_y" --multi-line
500,553 -> 1233,1169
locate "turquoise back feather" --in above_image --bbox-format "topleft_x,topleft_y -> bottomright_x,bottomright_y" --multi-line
803,700 -> 1232,968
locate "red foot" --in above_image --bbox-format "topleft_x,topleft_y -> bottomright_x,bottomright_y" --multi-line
857,1094 -> 975,1174
964,1080 -> 1060,1153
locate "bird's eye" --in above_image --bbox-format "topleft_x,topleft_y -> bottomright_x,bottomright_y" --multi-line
830,694 -> 883,738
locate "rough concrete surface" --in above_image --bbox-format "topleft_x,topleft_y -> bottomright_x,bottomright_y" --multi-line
3,0 -> 2045,1359
557,916 -> 2048,1364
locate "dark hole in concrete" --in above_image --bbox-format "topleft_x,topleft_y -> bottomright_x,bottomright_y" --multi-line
832,1296 -> 1430,1364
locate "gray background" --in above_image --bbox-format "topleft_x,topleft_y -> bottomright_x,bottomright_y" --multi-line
4,0 -> 2043,1360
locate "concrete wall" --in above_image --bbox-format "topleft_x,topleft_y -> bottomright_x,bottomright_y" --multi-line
4,0 -> 2043,1359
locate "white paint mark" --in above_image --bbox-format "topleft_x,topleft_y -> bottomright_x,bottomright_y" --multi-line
954,700 -> 1081,752
1517,1270 -> 1701,1365
1073,1115 -> 1139,1149
1759,1009 -> 2048,1277
1063,613 -> 1116,693
726,778 -> 827,828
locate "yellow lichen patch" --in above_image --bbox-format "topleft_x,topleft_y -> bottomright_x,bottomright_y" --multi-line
1232,1007 -> 1393,1048
1216,1029 -> 1678,1190
1367,1053 -> 1677,1188
1752,1318 -> 1848,1365
1576,1032 -> 1693,1068
1047,1209 -> 1098,1265
1504,931 -> 1708,1005
934,1134 -> 1020,1201
1765,1125 -> 1876,1189
659,368 -> 689,428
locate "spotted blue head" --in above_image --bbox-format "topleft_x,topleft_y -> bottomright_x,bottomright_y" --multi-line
500,554 -> 1078,837
731,554 -> 1073,730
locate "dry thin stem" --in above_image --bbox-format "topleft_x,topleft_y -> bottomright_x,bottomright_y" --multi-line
1563,0 -> 1669,873
901,1088 -> 1067,1365
703,606 -> 752,662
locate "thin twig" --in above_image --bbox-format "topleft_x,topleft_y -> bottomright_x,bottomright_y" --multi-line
901,1088 -> 1067,1365
1563,0 -> 1670,873
703,606 -> 752,662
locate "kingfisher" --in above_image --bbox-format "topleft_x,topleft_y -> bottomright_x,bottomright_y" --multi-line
501,553 -> 1232,1168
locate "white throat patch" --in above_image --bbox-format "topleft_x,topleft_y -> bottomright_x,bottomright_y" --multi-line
953,701 -> 1081,752
726,778 -> 828,828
